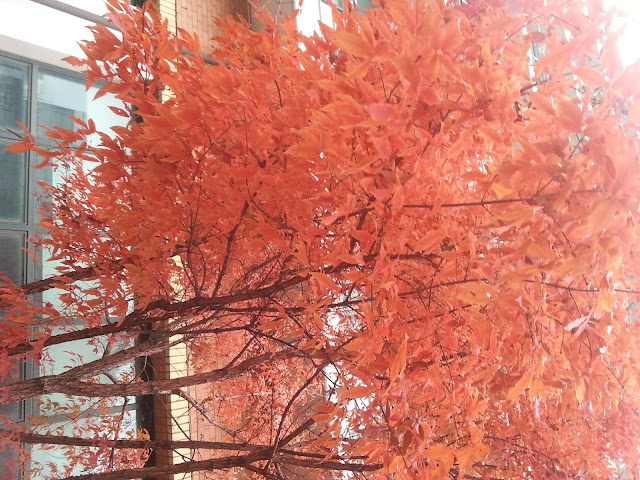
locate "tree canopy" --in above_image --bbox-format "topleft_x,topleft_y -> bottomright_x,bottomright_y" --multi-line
2,0 -> 640,478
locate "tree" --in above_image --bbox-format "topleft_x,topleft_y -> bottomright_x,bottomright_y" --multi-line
2,0 -> 640,478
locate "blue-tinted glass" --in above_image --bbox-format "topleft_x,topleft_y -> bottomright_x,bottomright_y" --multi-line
0,231 -> 25,285
0,446 -> 20,480
0,359 -> 23,420
0,146 -> 27,222
0,59 -> 28,138
0,359 -> 23,479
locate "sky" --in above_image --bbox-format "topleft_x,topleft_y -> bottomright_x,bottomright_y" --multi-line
614,0 -> 640,66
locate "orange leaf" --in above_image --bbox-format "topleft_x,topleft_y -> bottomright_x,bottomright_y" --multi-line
389,337 -> 408,382
507,371 -> 533,402
4,142 -> 31,154
425,443 -> 454,461
468,424 -> 483,444
327,30 -> 374,58
310,272 -> 339,291
456,442 -> 490,470
342,385 -> 373,399
555,100 -> 583,132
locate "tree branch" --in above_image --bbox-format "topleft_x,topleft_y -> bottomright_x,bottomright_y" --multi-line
273,454 -> 382,472
1,348 -> 321,403
57,452 -> 269,480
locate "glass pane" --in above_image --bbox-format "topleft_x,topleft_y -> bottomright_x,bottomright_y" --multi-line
0,401 -> 22,420
0,146 -> 27,222
0,231 -> 25,285
0,360 -> 23,421
37,69 -> 86,143
0,381 -> 23,479
0,446 -> 20,480
86,85 -> 130,145
0,58 -> 28,138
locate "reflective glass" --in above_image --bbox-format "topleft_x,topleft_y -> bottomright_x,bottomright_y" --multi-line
0,359 -> 23,480
0,59 -> 28,138
37,69 -> 86,142
0,146 -> 26,222
0,231 -> 25,285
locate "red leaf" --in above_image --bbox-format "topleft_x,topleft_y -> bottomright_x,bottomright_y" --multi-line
367,103 -> 394,122
4,142 -> 31,153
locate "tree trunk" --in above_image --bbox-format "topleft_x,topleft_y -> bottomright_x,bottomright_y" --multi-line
7,429 -> 264,452
1,349 -> 315,403
8,274 -> 308,356
59,452 -> 269,480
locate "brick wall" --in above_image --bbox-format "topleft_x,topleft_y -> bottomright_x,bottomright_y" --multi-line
155,0 -> 248,51
151,333 -> 193,480
178,0 -> 248,51
150,344 -> 173,480
156,0 -> 178,33
149,2 -> 299,478
167,340 -> 193,480
188,379 -> 232,480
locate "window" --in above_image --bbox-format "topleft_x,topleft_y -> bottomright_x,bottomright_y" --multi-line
0,51 -> 127,479
0,54 -> 91,295
321,0 -> 373,12
317,0 -> 372,30
0,51 -> 128,289
37,69 -> 88,144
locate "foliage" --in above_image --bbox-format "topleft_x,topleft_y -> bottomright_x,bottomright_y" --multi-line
2,0 -> 640,478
